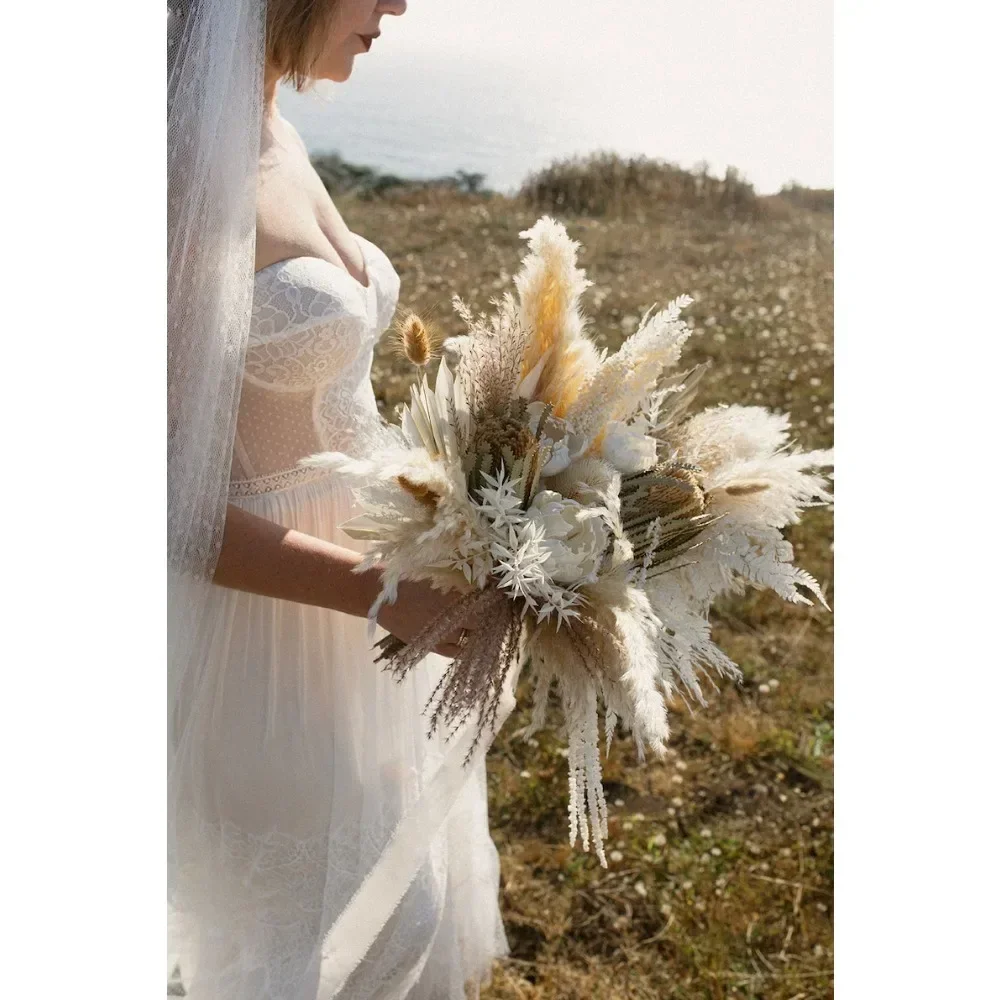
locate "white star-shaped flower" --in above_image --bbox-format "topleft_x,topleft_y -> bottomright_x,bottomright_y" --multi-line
477,465 -> 526,526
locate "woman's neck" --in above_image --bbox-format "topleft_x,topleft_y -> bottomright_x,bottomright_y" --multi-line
263,67 -> 283,121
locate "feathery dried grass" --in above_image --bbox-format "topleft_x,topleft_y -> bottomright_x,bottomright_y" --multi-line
393,310 -> 442,367
452,292 -> 530,418
377,586 -> 525,759
514,218 -> 602,417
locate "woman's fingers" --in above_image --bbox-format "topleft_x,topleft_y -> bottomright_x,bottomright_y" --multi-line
433,625 -> 469,658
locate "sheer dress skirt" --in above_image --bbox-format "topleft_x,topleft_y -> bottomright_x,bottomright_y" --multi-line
168,470 -> 508,999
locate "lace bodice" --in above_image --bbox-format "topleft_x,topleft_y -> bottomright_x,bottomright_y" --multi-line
230,234 -> 400,497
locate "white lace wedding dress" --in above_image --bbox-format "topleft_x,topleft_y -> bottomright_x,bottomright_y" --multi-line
168,234 -> 507,999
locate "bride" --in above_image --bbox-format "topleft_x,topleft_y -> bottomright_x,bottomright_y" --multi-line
168,1 -> 509,997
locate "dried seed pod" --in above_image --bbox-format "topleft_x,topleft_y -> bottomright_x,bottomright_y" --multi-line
468,411 -> 539,473
647,463 -> 706,520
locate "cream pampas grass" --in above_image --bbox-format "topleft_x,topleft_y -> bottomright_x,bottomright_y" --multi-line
514,217 -> 602,416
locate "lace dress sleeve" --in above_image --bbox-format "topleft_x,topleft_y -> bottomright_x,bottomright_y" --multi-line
244,259 -> 372,391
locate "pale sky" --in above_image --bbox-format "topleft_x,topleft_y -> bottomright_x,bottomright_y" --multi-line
283,0 -> 832,194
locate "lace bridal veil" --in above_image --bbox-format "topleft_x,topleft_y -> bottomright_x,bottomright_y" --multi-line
168,3 -> 513,995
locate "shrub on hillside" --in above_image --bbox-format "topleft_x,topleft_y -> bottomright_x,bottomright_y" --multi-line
776,181 -> 834,213
518,152 -> 762,219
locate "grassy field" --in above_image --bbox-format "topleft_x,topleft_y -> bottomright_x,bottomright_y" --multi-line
351,158 -> 834,1000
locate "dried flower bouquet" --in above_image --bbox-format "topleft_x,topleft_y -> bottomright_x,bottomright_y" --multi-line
305,217 -> 832,864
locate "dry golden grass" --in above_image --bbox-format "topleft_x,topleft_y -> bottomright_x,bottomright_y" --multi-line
354,179 -> 833,1000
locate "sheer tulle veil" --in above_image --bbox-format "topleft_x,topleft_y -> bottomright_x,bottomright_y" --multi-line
166,0 -> 263,770
166,0 -> 265,978
167,0 -> 262,578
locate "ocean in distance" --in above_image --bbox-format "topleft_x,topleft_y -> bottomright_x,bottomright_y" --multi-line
279,58 -> 618,197
279,49 -> 832,198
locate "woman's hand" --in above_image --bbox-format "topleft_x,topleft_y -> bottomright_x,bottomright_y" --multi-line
212,506 -> 471,657
376,578 -> 470,658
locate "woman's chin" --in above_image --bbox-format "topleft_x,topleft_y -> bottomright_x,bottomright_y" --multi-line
313,56 -> 354,85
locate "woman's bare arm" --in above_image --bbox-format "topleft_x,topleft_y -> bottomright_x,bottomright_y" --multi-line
212,504 -> 381,618
212,505 -> 465,655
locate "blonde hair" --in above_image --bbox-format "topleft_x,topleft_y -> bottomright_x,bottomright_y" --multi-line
267,0 -> 340,90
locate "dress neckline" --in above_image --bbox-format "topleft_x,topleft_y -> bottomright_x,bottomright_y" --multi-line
254,231 -> 375,293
